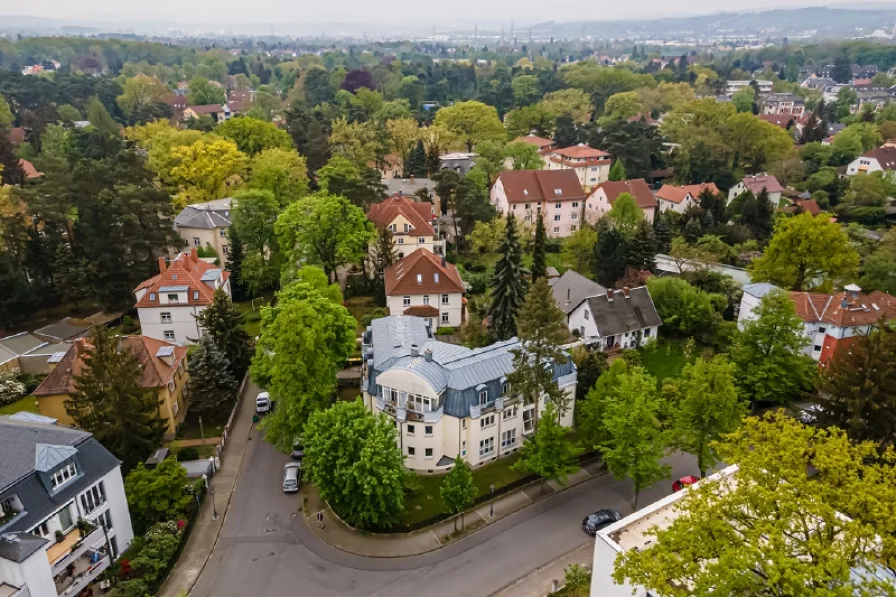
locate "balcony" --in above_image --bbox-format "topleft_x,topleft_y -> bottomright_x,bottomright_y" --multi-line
49,525 -> 104,576
557,372 -> 577,388
54,550 -> 109,597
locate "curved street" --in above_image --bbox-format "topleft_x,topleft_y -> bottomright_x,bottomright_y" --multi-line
190,415 -> 698,597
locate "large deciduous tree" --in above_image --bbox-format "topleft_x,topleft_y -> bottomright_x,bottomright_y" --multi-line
230,189 -> 281,294
124,459 -> 192,534
248,148 -> 309,206
216,116 -> 294,156
170,138 -> 247,207
489,212 -> 526,340
433,101 -> 506,151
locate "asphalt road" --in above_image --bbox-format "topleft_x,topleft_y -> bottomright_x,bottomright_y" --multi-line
191,426 -> 699,597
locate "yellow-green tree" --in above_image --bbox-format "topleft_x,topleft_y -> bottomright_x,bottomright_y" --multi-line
170,138 -> 247,208
433,101 -> 505,151
539,88 -> 592,123
116,74 -> 170,118
600,91 -> 644,124
124,120 -> 204,190
385,117 -> 420,173
248,148 -> 309,206
328,117 -> 382,167
216,116 -> 293,156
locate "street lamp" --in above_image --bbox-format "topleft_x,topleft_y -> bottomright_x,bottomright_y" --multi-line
210,481 -> 218,520
489,484 -> 496,518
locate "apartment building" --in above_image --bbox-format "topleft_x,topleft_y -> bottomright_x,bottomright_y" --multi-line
490,170 -> 587,238
384,249 -> 465,328
0,414 -> 134,597
367,195 -> 443,258
542,144 -> 612,191
586,179 -> 657,224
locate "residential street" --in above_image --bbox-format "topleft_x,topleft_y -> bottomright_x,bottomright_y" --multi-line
190,424 -> 700,597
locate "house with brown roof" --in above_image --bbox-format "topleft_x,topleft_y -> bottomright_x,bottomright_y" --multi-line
727,174 -> 784,206
17,159 -> 42,180
586,178 -> 657,224
655,182 -> 720,215
542,144 -> 612,191
369,153 -> 403,179
33,335 -> 190,436
759,114 -> 796,130
182,104 -> 231,123
133,247 -> 231,345
368,195 -> 443,258
490,170 -> 587,238
846,146 -> 896,177
512,134 -> 557,153
384,249 -> 465,328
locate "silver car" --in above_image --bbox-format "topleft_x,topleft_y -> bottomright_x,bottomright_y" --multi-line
282,462 -> 301,493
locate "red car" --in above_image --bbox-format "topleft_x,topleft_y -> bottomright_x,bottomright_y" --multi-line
672,475 -> 700,492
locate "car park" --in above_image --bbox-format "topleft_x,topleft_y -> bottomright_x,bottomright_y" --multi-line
282,462 -> 301,493
582,508 -> 622,535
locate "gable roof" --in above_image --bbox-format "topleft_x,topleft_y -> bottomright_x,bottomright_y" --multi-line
174,198 -> 232,230
187,104 -> 227,115
592,178 -> 657,210
859,146 -> 896,170
743,282 -> 781,299
382,177 -> 436,199
18,159 -> 42,179
33,335 -> 187,397
655,182 -> 720,205
739,174 -> 784,194
512,134 -> 555,149
0,343 -> 17,366
549,270 -> 607,316
134,248 -> 228,309
789,288 -> 896,328
759,114 -> 795,129
496,169 -> 586,204
579,287 -> 663,337
0,532 -> 49,563
384,249 -> 464,296
551,144 -> 610,159
367,195 -> 434,236
0,333 -> 46,356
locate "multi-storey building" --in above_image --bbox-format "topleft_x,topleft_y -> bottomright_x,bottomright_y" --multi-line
133,248 -> 231,346
367,195 -> 443,258
761,93 -> 805,116
490,170 -> 587,238
846,146 -> 896,177
384,249 -> 465,328
655,182 -> 720,215
727,174 -> 784,206
542,144 -> 612,191
585,179 -> 657,224
726,80 -> 773,95
361,316 -> 577,473
173,198 -> 232,267
0,414 -> 134,597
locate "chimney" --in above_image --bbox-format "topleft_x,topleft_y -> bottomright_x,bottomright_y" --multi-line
158,257 -> 167,274
410,175 -> 415,182
840,298 -> 848,309
622,287 -> 630,298
606,288 -> 614,303
190,246 -> 198,262
441,255 -> 447,268
424,348 -> 433,362
410,344 -> 420,357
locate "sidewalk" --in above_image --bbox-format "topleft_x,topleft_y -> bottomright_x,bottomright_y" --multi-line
490,543 -> 592,597
303,459 -> 606,557
156,379 -> 258,597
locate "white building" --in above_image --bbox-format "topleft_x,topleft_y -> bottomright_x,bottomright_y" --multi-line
846,146 -> 896,176
761,92 -> 805,116
654,182 -> 720,215
173,198 -> 232,267
727,174 -> 784,206
490,170 -> 587,238
0,414 -> 135,597
726,79 -> 773,95
367,195 -> 443,258
384,249 -> 465,328
542,144 -> 612,191
567,287 -> 662,350
585,179 -> 657,225
361,316 -> 577,473
133,248 -> 232,346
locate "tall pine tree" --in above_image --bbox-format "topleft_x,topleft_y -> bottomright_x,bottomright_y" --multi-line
371,229 -> 396,306
226,226 -> 248,302
66,326 -> 165,472
188,335 -> 238,414
593,220 -> 629,287
608,159 -> 627,182
195,289 -> 252,379
627,219 -> 657,273
653,212 -> 672,253
489,212 -> 526,340
407,139 -> 428,178
531,215 -> 547,282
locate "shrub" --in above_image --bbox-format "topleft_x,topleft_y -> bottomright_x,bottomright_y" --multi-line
176,447 -> 200,461
129,523 -> 181,584
465,272 -> 490,294
125,460 -> 192,534
646,277 -> 725,344
435,326 -> 455,335
0,371 -> 27,405
106,579 -> 149,597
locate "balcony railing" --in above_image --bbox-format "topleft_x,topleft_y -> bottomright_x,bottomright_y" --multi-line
50,526 -> 104,576
55,552 -> 109,597
557,372 -> 577,388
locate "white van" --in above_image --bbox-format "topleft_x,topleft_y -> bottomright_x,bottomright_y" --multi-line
256,391 -> 271,414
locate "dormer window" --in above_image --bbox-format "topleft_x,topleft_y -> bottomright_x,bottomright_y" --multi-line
171,274 -> 178,280
51,462 -> 78,490
149,293 -> 157,301
193,291 -> 200,300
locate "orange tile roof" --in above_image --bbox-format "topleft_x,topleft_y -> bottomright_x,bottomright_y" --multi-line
513,134 -> 555,149
403,305 -> 440,317
656,182 -> 720,204
34,335 -> 187,396
740,174 -> 784,194
385,249 -> 464,296
19,159 -> 42,179
134,247 -> 228,309
551,144 -> 610,159
591,179 -> 657,210
367,195 -> 434,236
789,289 -> 896,327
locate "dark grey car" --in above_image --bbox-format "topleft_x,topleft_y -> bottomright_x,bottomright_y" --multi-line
582,508 -> 623,535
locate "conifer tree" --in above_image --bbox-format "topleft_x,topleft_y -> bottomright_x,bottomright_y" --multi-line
371,229 -> 396,306
407,139 -> 428,178
226,226 -> 248,302
593,219 -> 629,287
66,326 -> 165,472
188,335 -> 237,414
440,456 -> 476,531
653,212 -> 672,253
627,219 -> 657,273
195,289 -> 252,379
489,212 -> 526,340
531,215 -> 547,282
54,243 -> 95,311
608,159 -> 626,181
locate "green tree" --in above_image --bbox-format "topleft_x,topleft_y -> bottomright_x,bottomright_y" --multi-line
860,246 -> 896,294
230,189 -> 281,293
316,155 -> 386,210
608,159 -> 626,181
170,138 -> 247,208
116,74 -> 169,120
749,213 -> 860,291
731,86 -> 756,113
248,148 -> 309,206
433,101 -> 505,151
489,212 -> 526,340
816,325 -> 896,452
225,226 -> 248,302
614,415 -> 896,597
371,229 -> 396,306
53,243 -> 95,311
504,141 -> 543,170
645,276 -> 724,344
303,400 -> 405,529
668,356 -> 746,477
188,334 -> 238,414
593,219 -> 629,287
0,250 -> 35,329
600,91 -> 643,123
217,116 -> 293,156
606,192 -> 643,234
124,459 -> 192,534
275,192 -> 374,282
440,456 -> 476,531
511,74 -> 542,107
561,225 -> 597,273
187,76 -> 226,105
513,402 -> 582,493
564,564 -> 591,597
66,327 -> 165,472
732,290 -> 817,411
453,176 -> 495,251
195,288 -> 251,378
530,216 -> 547,282
86,96 -> 119,135
406,139 -> 428,177
553,114 -> 579,147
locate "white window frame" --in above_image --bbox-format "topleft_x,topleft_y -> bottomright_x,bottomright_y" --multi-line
160,312 -> 172,324
423,295 -> 430,305
424,425 -> 433,436
424,448 -> 433,459
167,293 -> 179,302
480,414 -> 495,428
163,330 -> 176,341
192,237 -> 201,246
219,228 -> 227,237
397,237 -> 405,245
478,390 -> 489,405
501,428 -> 517,448
51,462 -> 78,490
408,446 -> 416,456
441,312 -> 449,324
502,404 -> 518,420
407,424 -> 415,435
479,437 -> 495,457
553,214 -> 561,221
441,294 -> 449,305
403,296 -> 411,306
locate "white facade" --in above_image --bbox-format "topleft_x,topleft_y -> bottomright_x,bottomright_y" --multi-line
386,292 -> 463,328
846,155 -> 886,176
726,80 -> 773,94
656,194 -> 696,214
544,158 -> 610,191
382,213 -> 443,258
138,305 -> 207,346
490,178 -> 584,238
727,182 -> 782,206
568,302 -> 658,350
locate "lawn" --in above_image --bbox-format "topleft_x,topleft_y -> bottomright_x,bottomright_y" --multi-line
176,408 -> 229,440
639,338 -> 695,384
234,299 -> 265,338
402,453 -> 527,526
0,395 -> 39,416
344,295 -> 382,335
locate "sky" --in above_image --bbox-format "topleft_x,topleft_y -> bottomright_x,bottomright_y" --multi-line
2,0 -> 896,28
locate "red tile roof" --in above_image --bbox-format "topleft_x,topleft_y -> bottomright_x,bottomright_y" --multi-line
134,247 -> 228,309
18,159 -> 42,179
8,127 -> 26,144
859,146 -> 896,171
655,182 -> 720,204
789,289 -> 896,328
496,169 -> 586,204
550,144 -> 610,159
403,305 -> 440,317
385,249 -> 464,296
512,134 -> 555,149
34,335 -> 187,396
367,195 -> 434,236
759,114 -> 795,129
740,174 -> 784,194
627,113 -> 659,125
792,198 -> 821,215
592,178 -> 657,210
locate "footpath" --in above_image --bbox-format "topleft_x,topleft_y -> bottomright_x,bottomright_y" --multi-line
156,379 -> 258,597
302,459 -> 607,557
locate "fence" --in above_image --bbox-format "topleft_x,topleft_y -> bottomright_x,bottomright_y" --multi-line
211,372 -> 249,466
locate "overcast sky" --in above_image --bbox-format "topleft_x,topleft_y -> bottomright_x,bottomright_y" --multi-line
2,0 -> 894,27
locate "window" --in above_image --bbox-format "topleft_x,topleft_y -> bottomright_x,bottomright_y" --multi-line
584,310 -> 589,320
220,228 -> 227,237
408,393 -> 437,413
572,202 -> 579,208
501,429 -> 517,448
502,405 -> 518,420
164,330 -> 176,341
461,440 -> 466,457
193,237 -> 201,246
819,327 -> 827,333
524,203 -> 530,209
167,293 -> 179,302
553,227 -> 559,233
644,328 -> 650,337
80,482 -> 107,515
408,446 -> 416,456
425,425 -> 433,436
35,521 -> 49,537
480,414 -> 495,428
416,274 -> 423,284
478,390 -> 489,405
398,252 -> 404,259
434,273 -> 440,283
404,223 -> 410,233
814,345 -> 822,352
149,293 -> 156,301
407,424 -> 416,435
222,245 -> 230,255
591,167 -> 598,172
555,202 -> 562,209
423,295 -> 430,305
512,205 -> 517,210
479,437 -> 495,457
523,407 -> 535,434
389,224 -> 396,232
403,296 -> 411,306
397,237 -> 405,245
51,462 -> 78,489
418,237 -> 425,244
570,225 -> 577,232
441,312 -> 449,324
425,448 -> 433,459
525,215 -> 531,222
441,294 -> 449,305
501,381 -> 510,396
462,419 -> 467,430
553,214 -> 561,221
571,213 -> 578,220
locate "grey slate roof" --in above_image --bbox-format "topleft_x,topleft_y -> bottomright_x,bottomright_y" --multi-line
0,418 -> 90,491
583,287 -> 663,338
550,270 -> 607,316
0,532 -> 48,563
35,444 -> 79,472
383,178 -> 436,199
174,198 -> 232,230
0,343 -> 16,365
8,412 -> 57,425
33,320 -> 90,343
743,282 -> 781,299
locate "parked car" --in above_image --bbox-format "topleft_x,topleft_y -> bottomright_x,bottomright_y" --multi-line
582,509 -> 622,536
256,392 -> 272,415
291,436 -> 305,461
796,404 -> 823,426
672,475 -> 701,492
282,462 -> 301,493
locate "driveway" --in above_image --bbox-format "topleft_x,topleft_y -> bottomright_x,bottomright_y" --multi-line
191,428 -> 699,597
